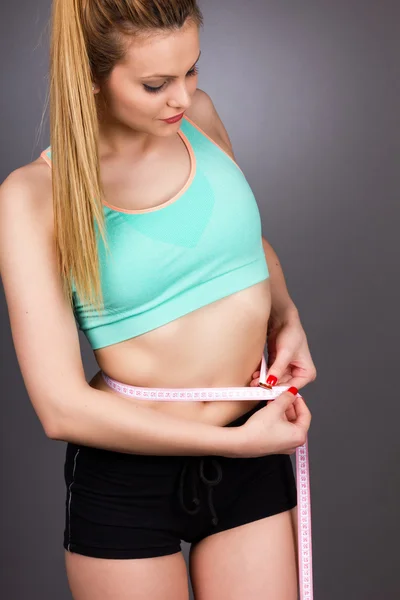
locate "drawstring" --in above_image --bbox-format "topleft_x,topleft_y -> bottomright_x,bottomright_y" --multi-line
178,457 -> 223,526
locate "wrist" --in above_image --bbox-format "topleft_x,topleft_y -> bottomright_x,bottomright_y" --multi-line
270,303 -> 300,328
215,425 -> 247,458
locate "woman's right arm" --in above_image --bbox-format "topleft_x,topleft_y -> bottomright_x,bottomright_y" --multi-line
0,167 -> 242,458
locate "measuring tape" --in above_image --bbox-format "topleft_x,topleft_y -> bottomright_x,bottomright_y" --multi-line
258,354 -> 313,600
102,354 -> 313,600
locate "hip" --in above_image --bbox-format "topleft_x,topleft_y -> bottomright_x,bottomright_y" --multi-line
62,399 -> 297,557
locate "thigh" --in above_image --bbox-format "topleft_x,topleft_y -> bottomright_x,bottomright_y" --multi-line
189,509 -> 297,600
65,549 -> 189,600
63,443 -> 187,563
185,405 -> 298,600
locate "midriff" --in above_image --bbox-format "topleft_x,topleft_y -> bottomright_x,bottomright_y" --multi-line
89,277 -> 271,427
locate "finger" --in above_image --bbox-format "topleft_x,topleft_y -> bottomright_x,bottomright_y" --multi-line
277,377 -> 307,391
249,376 -> 260,387
285,406 -> 297,422
292,396 -> 312,429
273,391 -> 297,415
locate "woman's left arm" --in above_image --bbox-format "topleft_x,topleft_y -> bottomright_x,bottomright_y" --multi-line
261,236 -> 299,325
193,89 -> 317,392
250,236 -> 317,392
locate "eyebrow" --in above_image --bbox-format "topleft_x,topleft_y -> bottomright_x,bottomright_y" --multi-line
140,50 -> 201,79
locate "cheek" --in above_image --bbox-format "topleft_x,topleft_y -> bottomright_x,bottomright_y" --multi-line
188,76 -> 199,96
120,84 -> 164,114
112,88 -> 159,122
135,93 -> 164,116
107,73 -> 158,118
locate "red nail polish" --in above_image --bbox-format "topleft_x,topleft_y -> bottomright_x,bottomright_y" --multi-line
287,386 -> 298,396
266,375 -> 278,387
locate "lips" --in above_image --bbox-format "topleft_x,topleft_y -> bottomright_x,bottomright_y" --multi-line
161,112 -> 185,123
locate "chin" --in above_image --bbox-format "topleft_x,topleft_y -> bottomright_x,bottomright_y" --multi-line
155,124 -> 180,136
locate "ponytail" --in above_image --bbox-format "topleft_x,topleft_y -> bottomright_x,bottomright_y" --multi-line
49,0 -> 108,314
45,0 -> 203,315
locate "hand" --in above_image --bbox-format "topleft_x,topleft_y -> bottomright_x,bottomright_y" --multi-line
237,389 -> 312,459
249,313 -> 317,420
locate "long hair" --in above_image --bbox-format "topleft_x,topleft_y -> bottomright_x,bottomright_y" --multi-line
48,0 -> 203,314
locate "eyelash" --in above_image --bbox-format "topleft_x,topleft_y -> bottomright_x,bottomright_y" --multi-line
143,65 -> 199,94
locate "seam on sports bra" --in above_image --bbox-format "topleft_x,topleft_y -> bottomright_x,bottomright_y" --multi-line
182,114 -> 244,176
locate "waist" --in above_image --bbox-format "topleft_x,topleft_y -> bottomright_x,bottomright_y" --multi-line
92,346 -> 278,426
100,354 -> 297,406
98,355 -> 296,428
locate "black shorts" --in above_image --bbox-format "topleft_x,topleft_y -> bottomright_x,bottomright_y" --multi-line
63,401 -> 297,559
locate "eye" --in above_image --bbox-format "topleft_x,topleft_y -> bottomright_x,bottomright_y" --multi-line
187,65 -> 199,78
143,83 -> 166,94
143,65 -> 199,94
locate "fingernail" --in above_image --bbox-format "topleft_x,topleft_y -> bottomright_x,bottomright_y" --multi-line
287,386 -> 298,396
266,375 -> 278,387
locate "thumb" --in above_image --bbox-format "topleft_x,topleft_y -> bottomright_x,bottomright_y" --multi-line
268,389 -> 296,412
264,350 -> 291,386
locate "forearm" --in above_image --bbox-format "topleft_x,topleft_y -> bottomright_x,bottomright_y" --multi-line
262,237 -> 299,324
50,385 -> 243,458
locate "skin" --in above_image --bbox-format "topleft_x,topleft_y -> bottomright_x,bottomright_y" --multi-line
87,19 -> 273,427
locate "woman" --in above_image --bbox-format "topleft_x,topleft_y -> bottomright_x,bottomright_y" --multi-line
0,1 -> 315,598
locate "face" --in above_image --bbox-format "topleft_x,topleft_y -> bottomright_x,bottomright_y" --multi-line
97,19 -> 200,136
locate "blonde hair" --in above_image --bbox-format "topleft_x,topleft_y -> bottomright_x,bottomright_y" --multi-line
47,0 -> 203,314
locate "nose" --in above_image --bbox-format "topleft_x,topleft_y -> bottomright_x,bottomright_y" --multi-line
167,80 -> 192,111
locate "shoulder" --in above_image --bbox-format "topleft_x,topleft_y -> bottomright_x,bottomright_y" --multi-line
185,88 -> 236,161
0,157 -> 53,234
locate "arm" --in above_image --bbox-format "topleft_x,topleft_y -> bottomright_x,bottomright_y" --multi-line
261,236 -> 299,326
0,168 -> 241,458
198,89 -> 300,327
188,91 -> 316,391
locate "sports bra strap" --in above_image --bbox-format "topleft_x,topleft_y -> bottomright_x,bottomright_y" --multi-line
40,148 -> 52,168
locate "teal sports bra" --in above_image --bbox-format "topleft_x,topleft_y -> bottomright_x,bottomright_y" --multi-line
40,115 -> 269,350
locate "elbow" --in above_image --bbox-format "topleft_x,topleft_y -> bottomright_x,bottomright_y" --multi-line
41,397 -> 73,441
43,403 -> 75,440
34,387 -> 91,442
29,386 -> 84,441
36,383 -> 88,441
43,388 -> 86,441
43,417 -> 64,440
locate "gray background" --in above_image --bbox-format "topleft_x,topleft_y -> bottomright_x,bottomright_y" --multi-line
1,1 -> 399,598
